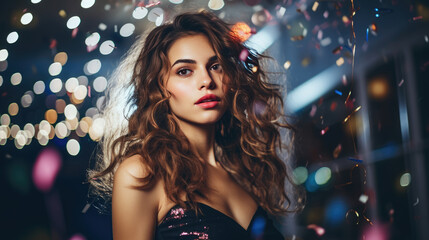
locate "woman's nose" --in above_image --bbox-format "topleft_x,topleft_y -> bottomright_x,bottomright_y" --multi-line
199,69 -> 215,89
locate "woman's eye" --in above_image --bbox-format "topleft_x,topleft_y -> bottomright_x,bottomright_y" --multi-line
210,64 -> 222,72
177,69 -> 191,76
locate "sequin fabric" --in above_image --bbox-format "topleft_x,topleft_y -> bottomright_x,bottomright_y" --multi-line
154,202 -> 284,240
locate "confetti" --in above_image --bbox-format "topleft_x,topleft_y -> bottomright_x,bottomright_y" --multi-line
398,79 -> 404,87
334,90 -> 343,96
307,224 -> 325,236
333,144 -> 342,158
290,35 -> 304,41
49,39 -> 57,49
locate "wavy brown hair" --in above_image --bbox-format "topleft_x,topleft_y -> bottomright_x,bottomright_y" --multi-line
88,10 -> 301,216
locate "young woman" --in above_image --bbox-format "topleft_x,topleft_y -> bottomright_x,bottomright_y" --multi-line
88,11 -> 300,240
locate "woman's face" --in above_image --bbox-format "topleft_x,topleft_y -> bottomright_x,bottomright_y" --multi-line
165,34 -> 228,127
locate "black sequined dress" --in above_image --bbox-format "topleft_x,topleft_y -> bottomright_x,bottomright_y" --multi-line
155,202 -> 284,240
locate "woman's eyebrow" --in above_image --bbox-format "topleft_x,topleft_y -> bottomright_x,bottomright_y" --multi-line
171,56 -> 218,68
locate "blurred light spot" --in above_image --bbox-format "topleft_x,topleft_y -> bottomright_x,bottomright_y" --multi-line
66,117 -> 79,130
133,7 -> 148,19
359,194 -> 368,204
315,167 -> 331,185
37,133 -> 49,145
32,148 -> 62,192
208,0 -> 225,10
81,116 -> 93,128
67,16 -> 81,29
21,13 -> 33,25
104,4 -> 111,10
24,123 -> 35,138
86,107 -> 99,118
73,85 -> 87,100
305,172 -> 318,192
45,109 -> 58,124
34,80 -> 45,94
10,124 -> 20,138
69,233 -> 87,240
98,23 -> 107,31
148,8 -> 164,23
292,166 -> 308,184
64,104 -> 78,120
55,122 -> 68,139
84,59 -> 101,75
0,75 -> 3,86
0,61 -> 7,72
320,37 -> 331,47
65,77 -> 79,92
76,121 -> 87,137
81,0 -> 95,9
48,62 -> 62,76
77,75 -> 88,86
21,91 -> 34,108
312,1 -> 319,11
31,0 -> 42,3
15,130 -> 27,149
0,49 -> 9,61
119,23 -> 135,37
336,57 -> 344,66
85,32 -> 100,47
89,117 -> 105,141
9,102 -> 19,116
59,9 -> 67,18
325,197 -> 347,225
55,99 -> 66,113
1,114 -> 10,125
49,78 -> 63,93
7,32 -> 19,44
368,77 -> 389,99
54,52 -> 68,66
250,217 -> 266,238
400,173 -> 411,187
99,40 -> 115,55
169,0 -> 183,3
67,139 -> 80,156
11,72 -> 22,85
283,60 -> 291,70
93,76 -> 107,92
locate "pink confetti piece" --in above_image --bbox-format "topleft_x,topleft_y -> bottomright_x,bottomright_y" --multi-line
49,39 -> 57,49
307,224 -> 325,236
239,49 -> 249,61
309,104 -> 317,117
87,44 -> 98,53
398,79 -> 404,87
72,28 -> 79,38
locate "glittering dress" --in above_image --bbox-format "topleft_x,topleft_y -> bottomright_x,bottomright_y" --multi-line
155,202 -> 284,240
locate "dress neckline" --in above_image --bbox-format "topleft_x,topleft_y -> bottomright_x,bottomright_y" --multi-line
158,201 -> 262,232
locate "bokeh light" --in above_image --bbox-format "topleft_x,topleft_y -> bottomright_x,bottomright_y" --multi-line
119,23 -> 135,37
11,72 -> 22,85
400,172 -> 411,187
7,32 -> 19,44
132,7 -> 148,19
45,109 -> 58,124
66,16 -> 81,29
64,104 -> 78,120
99,40 -> 115,55
0,49 -> 9,61
32,148 -> 62,192
81,0 -> 95,9
292,166 -> 308,185
65,77 -> 79,92
49,78 -> 63,93
21,13 -> 33,25
66,139 -> 80,156
84,59 -> 101,75
54,52 -> 68,66
85,32 -> 100,47
315,167 -> 331,185
48,62 -> 62,76
93,76 -> 107,92
8,102 -> 19,116
33,80 -> 45,94
208,0 -> 225,11
1,114 -> 11,125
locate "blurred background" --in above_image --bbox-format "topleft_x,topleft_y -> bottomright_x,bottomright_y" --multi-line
1,0 -> 428,239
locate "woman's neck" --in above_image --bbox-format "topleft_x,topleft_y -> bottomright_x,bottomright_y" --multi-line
176,120 -> 217,167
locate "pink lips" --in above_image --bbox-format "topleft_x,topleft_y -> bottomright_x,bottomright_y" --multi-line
195,94 -> 221,108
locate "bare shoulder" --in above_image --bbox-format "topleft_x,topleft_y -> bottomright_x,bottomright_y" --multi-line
115,154 -> 150,182
112,154 -> 162,240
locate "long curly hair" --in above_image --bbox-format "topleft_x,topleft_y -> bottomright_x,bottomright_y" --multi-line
88,10 -> 301,216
